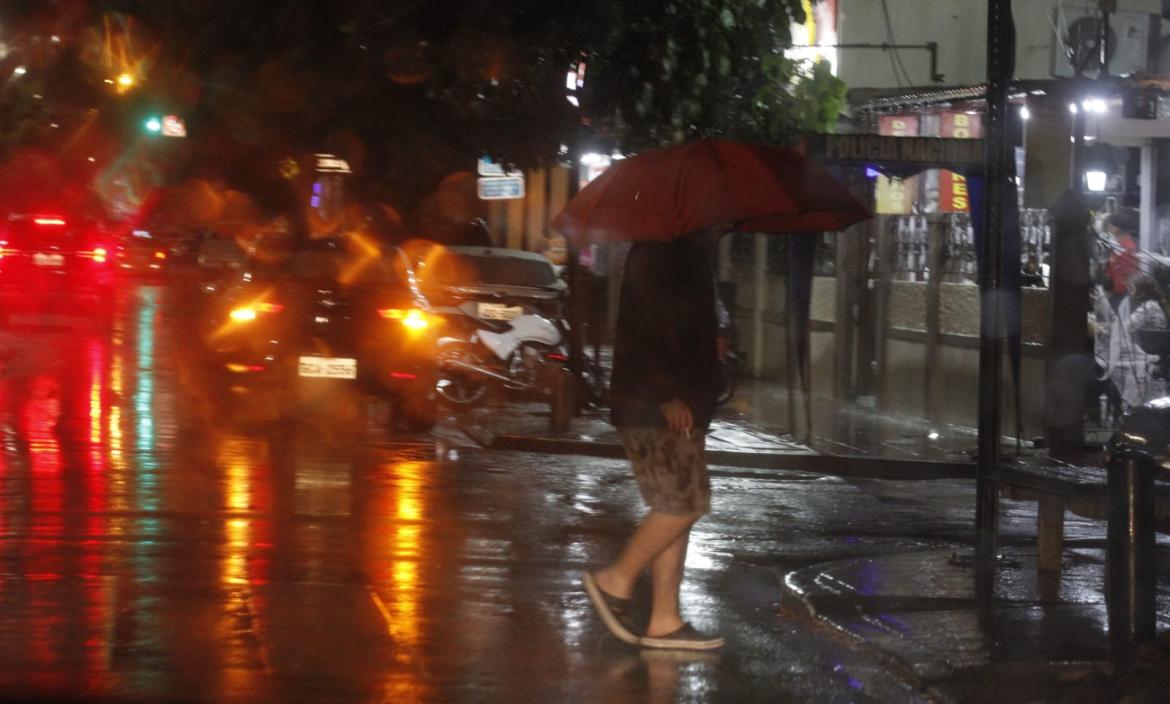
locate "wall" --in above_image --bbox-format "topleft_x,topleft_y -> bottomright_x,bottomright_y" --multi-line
488,164 -> 572,255
838,0 -> 1165,90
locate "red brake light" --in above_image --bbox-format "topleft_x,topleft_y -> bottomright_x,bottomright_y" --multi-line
545,352 -> 568,362
255,302 -> 284,314
34,217 -> 66,226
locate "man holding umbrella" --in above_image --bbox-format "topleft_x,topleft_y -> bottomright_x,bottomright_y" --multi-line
582,225 -> 728,651
556,138 -> 871,650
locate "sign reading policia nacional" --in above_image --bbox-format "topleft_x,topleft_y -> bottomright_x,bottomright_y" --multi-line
808,133 -> 985,172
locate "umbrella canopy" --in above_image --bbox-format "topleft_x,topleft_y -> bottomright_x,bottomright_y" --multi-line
552,138 -> 871,245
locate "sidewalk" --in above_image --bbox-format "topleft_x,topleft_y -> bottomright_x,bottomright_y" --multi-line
451,376 -> 1053,478
781,546 -> 1170,702
443,377 -> 1170,702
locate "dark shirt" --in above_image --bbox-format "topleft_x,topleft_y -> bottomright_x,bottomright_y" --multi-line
609,240 -> 720,430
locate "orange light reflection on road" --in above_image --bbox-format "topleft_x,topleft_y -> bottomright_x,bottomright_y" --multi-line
375,460 -> 429,701
217,438 -> 272,589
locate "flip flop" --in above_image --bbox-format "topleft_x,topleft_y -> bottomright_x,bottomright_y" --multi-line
639,623 -> 724,651
581,572 -> 641,645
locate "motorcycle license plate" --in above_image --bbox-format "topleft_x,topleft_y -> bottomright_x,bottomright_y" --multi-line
298,356 -> 357,379
33,252 -> 65,267
477,302 -> 523,321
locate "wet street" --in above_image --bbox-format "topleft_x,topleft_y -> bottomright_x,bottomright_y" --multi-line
0,284 -> 1113,703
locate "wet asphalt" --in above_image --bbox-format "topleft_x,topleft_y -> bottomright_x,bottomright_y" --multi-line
0,283 -> 1123,703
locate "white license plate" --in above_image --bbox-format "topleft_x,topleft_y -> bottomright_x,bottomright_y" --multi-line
298,356 -> 357,379
33,253 -> 65,267
477,302 -> 523,321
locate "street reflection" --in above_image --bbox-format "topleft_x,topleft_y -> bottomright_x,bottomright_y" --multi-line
367,458 -> 433,701
0,282 -> 726,703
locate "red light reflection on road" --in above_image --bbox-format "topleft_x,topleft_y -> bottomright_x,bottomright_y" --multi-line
0,328 -> 122,691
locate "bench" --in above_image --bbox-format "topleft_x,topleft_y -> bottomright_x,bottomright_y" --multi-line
993,462 -> 1108,572
993,460 -> 1170,572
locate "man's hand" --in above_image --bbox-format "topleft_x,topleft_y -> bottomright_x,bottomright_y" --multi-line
659,398 -> 694,434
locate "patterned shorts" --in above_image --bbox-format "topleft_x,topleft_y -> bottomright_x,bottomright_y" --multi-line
617,428 -> 710,516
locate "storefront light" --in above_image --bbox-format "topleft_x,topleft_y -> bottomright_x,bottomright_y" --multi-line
1085,171 -> 1108,192
1019,105 -> 1030,121
1082,98 -> 1108,114
1082,142 -> 1115,194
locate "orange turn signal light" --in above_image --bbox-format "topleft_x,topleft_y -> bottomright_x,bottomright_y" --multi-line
378,308 -> 431,331
229,302 -> 283,322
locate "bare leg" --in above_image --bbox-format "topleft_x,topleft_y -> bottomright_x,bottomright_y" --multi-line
645,529 -> 689,637
594,511 -> 698,599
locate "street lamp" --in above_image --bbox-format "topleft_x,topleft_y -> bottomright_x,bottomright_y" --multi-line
144,116 -> 162,133
1082,142 -> 1115,194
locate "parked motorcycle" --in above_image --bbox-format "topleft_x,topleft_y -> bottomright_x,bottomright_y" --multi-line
433,303 -> 569,407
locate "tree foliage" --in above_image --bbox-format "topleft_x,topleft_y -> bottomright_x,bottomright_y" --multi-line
580,0 -> 844,151
0,0 -> 846,218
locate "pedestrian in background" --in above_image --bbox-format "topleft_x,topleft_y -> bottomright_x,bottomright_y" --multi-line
1105,209 -> 1141,310
582,226 -> 726,651
1105,273 -> 1168,410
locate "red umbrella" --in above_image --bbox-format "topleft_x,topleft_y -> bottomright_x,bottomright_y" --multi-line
551,138 -> 871,245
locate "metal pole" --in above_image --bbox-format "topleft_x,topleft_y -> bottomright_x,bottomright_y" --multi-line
975,0 -> 1014,563
1106,453 -> 1157,662
1070,89 -> 1086,190
565,145 -> 586,409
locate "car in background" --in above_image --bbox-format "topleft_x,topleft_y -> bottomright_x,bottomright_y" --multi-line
165,232 -> 248,313
415,245 -> 566,324
116,230 -> 170,280
0,213 -> 118,327
196,237 -> 440,429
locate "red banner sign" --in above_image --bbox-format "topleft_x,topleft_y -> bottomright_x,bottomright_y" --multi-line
939,170 -> 970,212
878,115 -> 919,137
939,112 -> 982,139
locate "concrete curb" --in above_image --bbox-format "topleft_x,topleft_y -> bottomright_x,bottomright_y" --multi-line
481,432 -> 978,480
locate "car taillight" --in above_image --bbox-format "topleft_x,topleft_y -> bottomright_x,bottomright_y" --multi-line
378,308 -> 432,331
545,352 -> 568,362
229,302 -> 283,321
154,251 -> 167,260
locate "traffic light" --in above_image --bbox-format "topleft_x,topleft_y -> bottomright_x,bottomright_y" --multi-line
143,115 -> 187,137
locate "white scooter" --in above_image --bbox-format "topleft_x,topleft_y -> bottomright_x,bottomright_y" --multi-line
434,304 -> 569,407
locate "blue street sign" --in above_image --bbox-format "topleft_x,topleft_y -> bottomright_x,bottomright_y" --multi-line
477,176 -> 525,200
